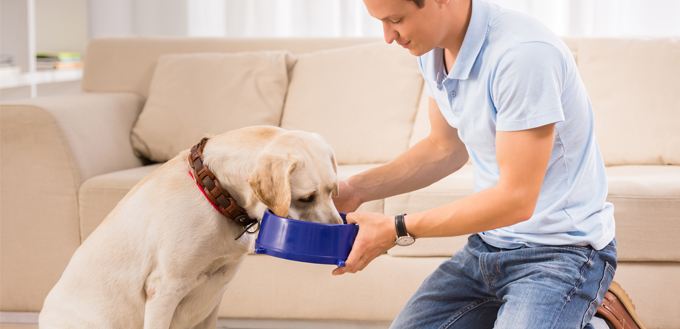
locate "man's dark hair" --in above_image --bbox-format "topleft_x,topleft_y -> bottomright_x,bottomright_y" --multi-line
407,0 -> 425,8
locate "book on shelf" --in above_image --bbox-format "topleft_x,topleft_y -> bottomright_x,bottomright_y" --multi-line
36,52 -> 81,61
36,52 -> 83,70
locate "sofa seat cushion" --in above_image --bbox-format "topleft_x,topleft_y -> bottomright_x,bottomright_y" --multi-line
217,254 -> 680,329
386,165 -> 680,262
606,165 -> 680,262
384,165 -> 474,257
79,164 -> 163,241
79,163 -> 385,242
219,254 -> 444,322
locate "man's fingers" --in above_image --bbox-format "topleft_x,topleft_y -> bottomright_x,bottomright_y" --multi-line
332,256 -> 363,275
332,251 -> 381,275
344,245 -> 364,272
331,212 -> 391,276
332,242 -> 365,275
345,212 -> 359,224
355,250 -> 382,272
332,266 -> 344,276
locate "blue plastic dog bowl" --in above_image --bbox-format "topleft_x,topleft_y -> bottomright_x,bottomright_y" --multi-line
254,210 -> 358,267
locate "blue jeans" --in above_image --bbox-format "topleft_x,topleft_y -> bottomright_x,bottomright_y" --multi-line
391,234 -> 617,329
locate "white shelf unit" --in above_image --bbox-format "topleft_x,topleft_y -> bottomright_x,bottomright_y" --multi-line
0,0 -> 87,99
0,68 -> 83,90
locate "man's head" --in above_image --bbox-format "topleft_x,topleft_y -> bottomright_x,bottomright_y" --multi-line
363,0 -> 470,56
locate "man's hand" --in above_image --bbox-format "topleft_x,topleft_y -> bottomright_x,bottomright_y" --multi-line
332,180 -> 364,213
332,212 -> 396,276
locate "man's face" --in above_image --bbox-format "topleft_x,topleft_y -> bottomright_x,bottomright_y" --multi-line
364,0 -> 446,56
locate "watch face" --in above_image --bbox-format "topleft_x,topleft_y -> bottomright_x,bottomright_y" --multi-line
396,236 -> 415,246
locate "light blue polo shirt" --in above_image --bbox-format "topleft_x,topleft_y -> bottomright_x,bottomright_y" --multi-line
418,0 -> 615,250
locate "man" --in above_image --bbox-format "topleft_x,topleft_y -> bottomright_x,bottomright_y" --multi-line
331,0 -> 620,328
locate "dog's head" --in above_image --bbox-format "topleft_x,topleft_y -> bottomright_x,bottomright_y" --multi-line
248,131 -> 343,225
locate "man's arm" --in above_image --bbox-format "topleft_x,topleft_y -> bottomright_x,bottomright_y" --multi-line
404,122 -> 555,238
332,122 -> 555,275
333,97 -> 469,213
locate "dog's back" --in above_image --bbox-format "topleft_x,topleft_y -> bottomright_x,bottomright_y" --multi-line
39,156 -> 187,328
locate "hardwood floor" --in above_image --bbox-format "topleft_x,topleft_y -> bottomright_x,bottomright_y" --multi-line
0,312 -> 391,329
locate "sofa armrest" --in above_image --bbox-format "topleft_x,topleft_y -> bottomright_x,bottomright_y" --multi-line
2,92 -> 145,184
0,92 -> 144,312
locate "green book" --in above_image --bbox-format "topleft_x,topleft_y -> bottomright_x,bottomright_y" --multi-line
36,52 -> 81,61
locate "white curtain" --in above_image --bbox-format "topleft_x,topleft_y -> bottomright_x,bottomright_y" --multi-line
134,0 -> 680,38
492,0 -> 680,37
187,0 -> 384,38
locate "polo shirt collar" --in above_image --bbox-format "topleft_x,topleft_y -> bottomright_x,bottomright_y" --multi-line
434,0 -> 490,82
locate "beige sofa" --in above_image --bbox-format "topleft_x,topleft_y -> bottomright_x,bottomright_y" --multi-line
1,37 -> 679,329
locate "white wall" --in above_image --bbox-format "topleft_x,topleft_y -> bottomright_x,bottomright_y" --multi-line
133,0 -> 187,36
493,0 -> 680,37
1,0 -> 30,71
88,0 -> 187,39
88,0 -> 133,38
36,0 -> 88,54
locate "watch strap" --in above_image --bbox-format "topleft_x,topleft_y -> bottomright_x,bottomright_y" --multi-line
395,213 -> 408,237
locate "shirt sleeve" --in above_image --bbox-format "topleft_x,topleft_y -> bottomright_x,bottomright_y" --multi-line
417,56 -> 436,99
492,42 -> 567,131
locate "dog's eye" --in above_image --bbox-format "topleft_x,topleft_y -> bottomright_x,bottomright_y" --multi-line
298,194 -> 315,203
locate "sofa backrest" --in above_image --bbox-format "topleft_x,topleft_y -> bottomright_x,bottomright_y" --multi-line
578,38 -> 680,166
83,37 -> 679,166
407,36 -> 680,166
82,37 -> 382,99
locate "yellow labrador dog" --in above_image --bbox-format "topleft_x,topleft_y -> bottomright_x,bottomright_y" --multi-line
40,126 -> 343,329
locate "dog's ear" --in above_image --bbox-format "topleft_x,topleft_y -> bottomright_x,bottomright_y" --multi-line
330,153 -> 339,197
248,153 -> 298,218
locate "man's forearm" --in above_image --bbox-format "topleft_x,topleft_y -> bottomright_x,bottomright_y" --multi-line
348,136 -> 469,203
405,176 -> 537,239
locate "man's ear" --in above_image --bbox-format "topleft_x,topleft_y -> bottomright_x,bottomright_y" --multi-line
248,153 -> 298,218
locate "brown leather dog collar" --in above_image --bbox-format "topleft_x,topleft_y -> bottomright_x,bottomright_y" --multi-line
188,137 -> 259,239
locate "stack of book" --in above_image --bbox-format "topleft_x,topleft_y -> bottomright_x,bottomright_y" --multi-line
36,52 -> 83,70
0,54 -> 21,77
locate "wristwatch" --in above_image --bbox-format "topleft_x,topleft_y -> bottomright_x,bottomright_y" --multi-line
394,213 -> 415,246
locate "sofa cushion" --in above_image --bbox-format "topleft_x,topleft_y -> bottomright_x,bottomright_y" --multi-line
384,165 -> 474,257
280,42 -> 423,165
215,256 -> 678,328
79,163 -> 385,241
578,38 -> 680,166
606,165 -> 680,262
130,51 -> 294,162
219,254 -> 445,322
386,165 -> 680,262
408,86 -> 430,148
82,38 -> 384,99
79,164 -> 163,241
216,255 -> 680,329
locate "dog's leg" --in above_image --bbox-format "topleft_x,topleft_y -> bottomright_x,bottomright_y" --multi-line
193,295 -> 223,329
143,277 -> 194,329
